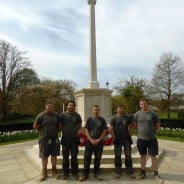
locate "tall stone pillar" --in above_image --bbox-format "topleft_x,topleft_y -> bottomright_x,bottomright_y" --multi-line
74,0 -> 112,123
88,0 -> 99,88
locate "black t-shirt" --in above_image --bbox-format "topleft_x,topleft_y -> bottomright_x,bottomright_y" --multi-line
61,112 -> 82,139
110,114 -> 132,139
35,111 -> 60,138
85,116 -> 107,139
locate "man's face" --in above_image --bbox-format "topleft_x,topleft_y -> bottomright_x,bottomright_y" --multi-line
117,106 -> 125,115
45,103 -> 54,113
67,102 -> 75,112
92,106 -> 100,117
140,101 -> 149,111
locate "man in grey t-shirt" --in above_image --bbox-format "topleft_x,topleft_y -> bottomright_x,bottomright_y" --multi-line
133,99 -> 163,182
33,101 -> 61,182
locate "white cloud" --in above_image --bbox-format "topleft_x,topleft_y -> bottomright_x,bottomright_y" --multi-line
0,0 -> 184,89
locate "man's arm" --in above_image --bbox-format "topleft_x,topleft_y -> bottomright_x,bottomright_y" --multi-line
94,129 -> 107,146
109,125 -> 115,141
86,128 -> 95,145
33,121 -> 40,131
155,122 -> 160,130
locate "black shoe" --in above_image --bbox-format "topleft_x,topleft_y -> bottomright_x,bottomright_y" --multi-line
128,173 -> 135,179
79,175 -> 88,182
72,174 -> 79,180
94,174 -> 103,181
115,173 -> 121,178
154,174 -> 164,184
61,174 -> 69,180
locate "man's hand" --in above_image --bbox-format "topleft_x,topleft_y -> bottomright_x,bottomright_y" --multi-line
94,138 -> 101,146
33,123 -> 40,131
89,138 -> 96,145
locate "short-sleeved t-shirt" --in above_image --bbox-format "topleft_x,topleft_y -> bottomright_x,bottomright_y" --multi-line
110,114 -> 132,139
133,111 -> 159,140
35,111 -> 60,138
60,112 -> 82,139
85,116 -> 107,139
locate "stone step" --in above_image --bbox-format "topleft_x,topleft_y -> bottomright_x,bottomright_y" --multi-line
56,153 -> 141,164
24,144 -> 165,173
32,144 -> 137,155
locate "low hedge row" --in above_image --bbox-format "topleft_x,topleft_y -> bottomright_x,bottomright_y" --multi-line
0,123 -> 33,132
160,119 -> 184,129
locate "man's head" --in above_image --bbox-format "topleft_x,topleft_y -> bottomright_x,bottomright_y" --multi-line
67,100 -> 76,113
116,104 -> 125,115
45,101 -> 54,113
139,98 -> 149,112
92,105 -> 100,117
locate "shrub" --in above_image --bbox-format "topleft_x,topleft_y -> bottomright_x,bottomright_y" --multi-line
177,109 -> 184,118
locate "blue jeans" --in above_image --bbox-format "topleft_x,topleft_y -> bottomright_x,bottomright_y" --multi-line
114,139 -> 133,175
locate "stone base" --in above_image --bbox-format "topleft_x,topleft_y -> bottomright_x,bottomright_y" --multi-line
24,143 -> 166,173
74,88 -> 112,123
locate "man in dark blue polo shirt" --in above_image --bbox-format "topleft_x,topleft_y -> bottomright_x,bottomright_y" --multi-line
109,104 -> 135,179
79,105 -> 107,181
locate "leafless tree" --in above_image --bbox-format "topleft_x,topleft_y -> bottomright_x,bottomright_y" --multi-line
0,40 -> 29,118
150,52 -> 184,118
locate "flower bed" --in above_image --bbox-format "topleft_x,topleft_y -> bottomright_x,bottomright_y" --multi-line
157,127 -> 184,139
0,130 -> 39,143
0,128 -> 184,144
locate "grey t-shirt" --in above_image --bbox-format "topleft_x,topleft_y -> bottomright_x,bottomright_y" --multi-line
133,111 -> 159,140
35,111 -> 60,138
85,116 -> 107,139
60,112 -> 82,139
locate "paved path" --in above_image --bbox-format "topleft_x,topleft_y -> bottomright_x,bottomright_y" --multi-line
0,139 -> 184,184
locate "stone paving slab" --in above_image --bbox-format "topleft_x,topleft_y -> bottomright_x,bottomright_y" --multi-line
0,139 -> 184,184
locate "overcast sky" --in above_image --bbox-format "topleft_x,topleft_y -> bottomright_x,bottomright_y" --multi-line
0,0 -> 184,89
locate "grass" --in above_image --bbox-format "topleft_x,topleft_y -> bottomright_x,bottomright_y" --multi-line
157,136 -> 184,142
0,137 -> 37,146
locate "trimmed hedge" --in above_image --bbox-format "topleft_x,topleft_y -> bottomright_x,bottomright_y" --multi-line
0,123 -> 33,132
160,119 -> 184,129
0,118 -> 184,132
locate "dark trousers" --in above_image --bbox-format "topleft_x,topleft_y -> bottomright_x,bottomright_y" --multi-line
114,139 -> 133,175
62,139 -> 79,175
83,141 -> 103,176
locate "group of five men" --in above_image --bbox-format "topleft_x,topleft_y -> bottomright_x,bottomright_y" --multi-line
33,99 -> 162,182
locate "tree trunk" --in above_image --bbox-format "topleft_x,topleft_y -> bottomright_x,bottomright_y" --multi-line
167,98 -> 171,119
2,97 -> 8,119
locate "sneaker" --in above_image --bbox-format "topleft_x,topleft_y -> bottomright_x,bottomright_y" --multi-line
52,167 -> 59,179
115,173 -> 121,178
61,174 -> 69,180
136,171 -> 146,179
154,174 -> 164,184
95,174 -> 103,181
40,168 -> 48,182
79,175 -> 88,182
128,173 -> 135,179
